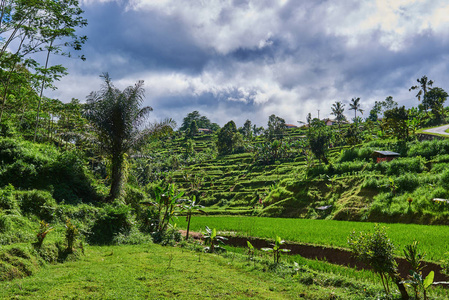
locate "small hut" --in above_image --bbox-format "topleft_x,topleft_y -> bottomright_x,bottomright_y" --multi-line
372,150 -> 400,163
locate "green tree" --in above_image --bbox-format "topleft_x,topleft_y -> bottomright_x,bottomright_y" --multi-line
217,120 -> 237,155
240,119 -> 252,140
331,101 -> 346,128
409,75 -> 434,102
266,114 -> 286,141
349,97 -> 363,120
382,106 -> 409,141
180,111 -> 215,131
186,119 -> 198,138
307,119 -> 331,164
423,87 -> 448,122
83,74 -> 175,201
368,96 -> 398,121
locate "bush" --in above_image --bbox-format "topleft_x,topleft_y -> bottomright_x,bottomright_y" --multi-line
375,157 -> 426,176
113,227 -> 152,245
16,190 -> 56,222
0,184 -> 19,213
408,139 -> 449,159
88,204 -> 133,245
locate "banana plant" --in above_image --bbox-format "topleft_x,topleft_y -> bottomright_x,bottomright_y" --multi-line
178,195 -> 206,240
262,236 -> 291,264
203,226 -> 227,253
34,220 -> 54,248
247,240 -> 255,260
402,271 -> 434,300
152,184 -> 184,233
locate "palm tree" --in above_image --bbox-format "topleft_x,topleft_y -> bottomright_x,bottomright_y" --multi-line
349,97 -> 363,120
331,101 -> 346,128
83,74 -> 175,201
409,75 -> 434,102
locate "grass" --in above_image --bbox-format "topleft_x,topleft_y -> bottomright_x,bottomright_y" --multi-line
174,216 -> 449,261
0,243 -> 397,299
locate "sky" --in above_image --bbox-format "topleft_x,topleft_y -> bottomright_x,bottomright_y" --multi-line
48,0 -> 449,128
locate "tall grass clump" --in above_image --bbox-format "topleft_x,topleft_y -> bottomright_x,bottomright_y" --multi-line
338,147 -> 373,163
375,157 -> 426,176
408,139 -> 449,159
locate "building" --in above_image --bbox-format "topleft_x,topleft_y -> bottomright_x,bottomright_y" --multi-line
372,150 -> 400,163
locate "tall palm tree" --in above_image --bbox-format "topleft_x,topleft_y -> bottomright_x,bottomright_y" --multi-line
409,75 -> 434,102
349,97 -> 363,120
83,74 -> 175,201
331,101 -> 346,128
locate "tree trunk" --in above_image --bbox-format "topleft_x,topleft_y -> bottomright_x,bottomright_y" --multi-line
108,153 -> 126,201
186,214 -> 191,240
391,273 -> 409,300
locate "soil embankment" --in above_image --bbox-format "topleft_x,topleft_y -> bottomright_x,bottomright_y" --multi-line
181,230 -> 448,282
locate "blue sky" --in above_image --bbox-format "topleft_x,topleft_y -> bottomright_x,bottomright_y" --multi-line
49,0 -> 449,128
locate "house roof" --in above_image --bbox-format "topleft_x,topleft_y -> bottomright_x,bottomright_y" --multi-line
372,150 -> 400,156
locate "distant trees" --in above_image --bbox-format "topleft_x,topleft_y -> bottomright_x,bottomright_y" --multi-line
368,96 -> 398,121
331,101 -> 346,128
180,111 -> 219,132
422,87 -> 448,122
382,106 -> 409,141
307,119 -> 331,164
84,74 -> 175,201
409,75 -> 434,102
349,97 -> 363,120
266,114 -> 286,141
216,120 -> 245,155
240,119 -> 253,140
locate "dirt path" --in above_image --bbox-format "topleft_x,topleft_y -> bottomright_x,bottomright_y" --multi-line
180,230 -> 448,282
423,124 -> 449,136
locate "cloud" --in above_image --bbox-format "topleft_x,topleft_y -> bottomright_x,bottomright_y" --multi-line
48,0 -> 449,127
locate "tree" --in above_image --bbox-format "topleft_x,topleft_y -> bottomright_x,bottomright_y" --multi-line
0,0 -> 87,125
422,87 -> 448,122
83,74 -> 175,201
186,119 -> 198,138
409,75 -> 434,102
331,101 -> 346,129
383,106 -> 409,141
266,114 -> 286,141
180,111 -> 215,131
307,119 -> 331,164
217,120 -> 237,155
240,119 -> 252,140
349,97 -> 363,120
368,96 -> 398,121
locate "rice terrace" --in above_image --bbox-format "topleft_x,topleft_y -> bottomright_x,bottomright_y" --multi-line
3,1 -> 449,299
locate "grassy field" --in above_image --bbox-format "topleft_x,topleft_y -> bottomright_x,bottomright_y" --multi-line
0,243 -> 401,300
174,216 -> 449,261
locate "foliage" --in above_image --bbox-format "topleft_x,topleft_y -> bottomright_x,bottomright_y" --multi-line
65,219 -> 78,253
331,101 -> 346,125
33,220 -> 53,249
180,110 -> 218,131
150,183 -> 184,235
422,87 -> 448,122
178,195 -> 206,240
216,120 -> 242,155
83,73 -> 175,201
88,204 -> 133,245
265,114 -> 286,141
307,120 -> 331,164
403,241 -> 427,299
203,226 -> 227,253
261,236 -> 291,264
348,224 -> 408,298
382,106 -> 409,141
16,189 -> 56,222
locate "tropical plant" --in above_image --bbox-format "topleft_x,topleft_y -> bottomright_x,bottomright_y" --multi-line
331,101 -> 346,128
409,75 -> 434,102
266,114 -> 286,141
247,240 -> 255,260
83,74 -> 175,201
151,183 -> 184,234
203,226 -> 227,253
179,195 -> 206,240
261,236 -> 291,264
34,220 -> 54,248
422,87 -> 448,122
65,219 -> 78,253
307,120 -> 331,164
402,241 -> 427,299
349,97 -> 363,120
348,224 -> 409,299
402,271 -> 434,300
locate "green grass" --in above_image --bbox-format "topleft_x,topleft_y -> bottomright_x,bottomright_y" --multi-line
0,243 -> 395,299
175,216 -> 449,261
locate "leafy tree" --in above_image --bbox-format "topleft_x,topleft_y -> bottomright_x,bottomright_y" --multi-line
409,75 -> 434,102
266,114 -> 286,141
178,195 -> 206,240
217,120 -> 238,155
349,97 -> 363,120
240,119 -> 252,140
368,96 -> 398,121
83,74 -> 175,201
180,111 -> 215,131
423,87 -> 448,122
348,225 -> 409,299
186,119 -> 198,138
331,101 -> 346,128
252,124 -> 264,136
307,119 -> 331,164
382,106 -> 409,141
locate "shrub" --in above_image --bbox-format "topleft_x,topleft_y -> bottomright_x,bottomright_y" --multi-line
16,190 -> 56,222
408,139 -> 449,159
113,227 -> 152,245
88,204 -> 133,245
375,157 -> 426,176
0,184 -> 19,213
